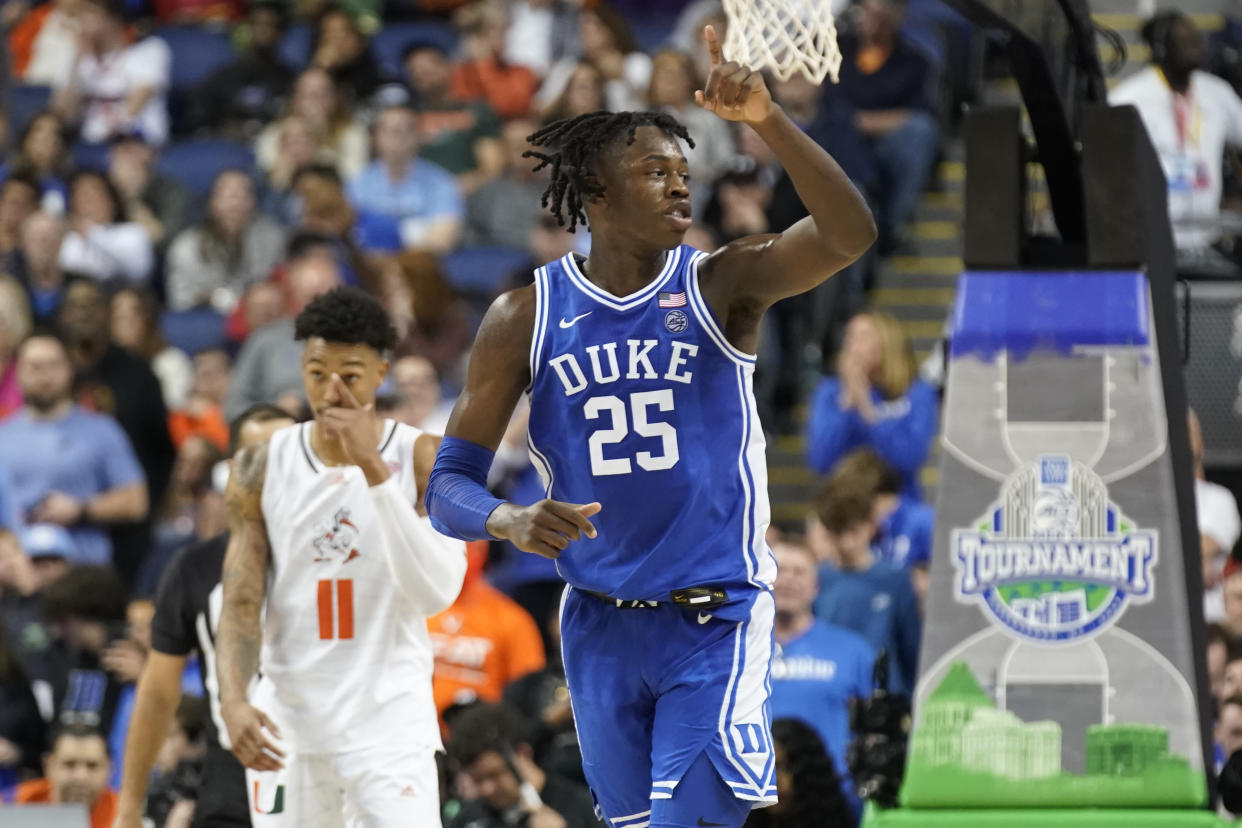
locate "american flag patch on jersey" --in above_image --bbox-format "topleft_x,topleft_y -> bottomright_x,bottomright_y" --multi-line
658,291 -> 687,308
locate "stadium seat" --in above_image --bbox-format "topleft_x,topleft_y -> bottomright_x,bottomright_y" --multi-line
354,211 -> 403,253
278,22 -> 314,71
72,141 -> 111,171
158,26 -> 236,90
370,22 -> 458,80
160,308 -> 227,356
6,85 -> 53,134
630,18 -> 674,54
441,245 -> 529,297
156,139 -> 255,199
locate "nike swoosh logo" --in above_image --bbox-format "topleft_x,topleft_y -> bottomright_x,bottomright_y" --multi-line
697,612 -> 713,625
559,311 -> 592,328
697,819 -> 727,827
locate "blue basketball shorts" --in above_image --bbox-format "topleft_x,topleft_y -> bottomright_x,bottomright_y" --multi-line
559,586 -> 777,827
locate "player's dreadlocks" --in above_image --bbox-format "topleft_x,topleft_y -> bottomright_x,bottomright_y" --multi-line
524,111 -> 695,233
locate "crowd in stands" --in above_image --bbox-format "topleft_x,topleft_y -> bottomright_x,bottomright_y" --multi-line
19,0 -> 1242,827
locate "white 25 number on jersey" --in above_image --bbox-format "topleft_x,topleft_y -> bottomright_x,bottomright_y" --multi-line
584,390 -> 679,476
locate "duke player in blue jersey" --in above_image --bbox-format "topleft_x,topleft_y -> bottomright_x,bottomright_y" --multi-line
427,26 -> 875,828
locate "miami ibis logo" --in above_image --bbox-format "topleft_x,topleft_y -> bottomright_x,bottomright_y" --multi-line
952,455 -> 1157,643
312,507 -> 361,563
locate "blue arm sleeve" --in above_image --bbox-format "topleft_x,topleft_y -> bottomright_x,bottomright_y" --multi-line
425,436 -> 507,541
806,377 -> 862,474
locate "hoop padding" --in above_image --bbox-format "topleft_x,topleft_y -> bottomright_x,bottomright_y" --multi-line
722,0 -> 843,85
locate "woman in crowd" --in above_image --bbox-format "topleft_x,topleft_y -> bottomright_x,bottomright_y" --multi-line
540,60 -> 608,123
255,67 -> 369,184
807,310 -> 939,499
310,6 -> 381,102
0,111 -> 71,207
260,115 -> 327,217
109,287 -> 194,410
58,169 -> 154,284
155,434 -> 224,550
646,48 -> 736,211
744,718 -> 853,828
536,2 -> 650,113
380,250 -> 474,390
165,169 -> 285,313
0,174 -> 39,267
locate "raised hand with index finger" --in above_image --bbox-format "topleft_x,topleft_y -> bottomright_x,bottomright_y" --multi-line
695,24 -> 774,125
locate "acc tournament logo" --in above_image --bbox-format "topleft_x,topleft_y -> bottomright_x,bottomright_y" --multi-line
951,454 -> 1157,642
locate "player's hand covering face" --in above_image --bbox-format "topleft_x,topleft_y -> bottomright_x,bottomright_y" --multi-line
319,372 -> 384,467
694,24 -> 774,125
303,337 -> 389,465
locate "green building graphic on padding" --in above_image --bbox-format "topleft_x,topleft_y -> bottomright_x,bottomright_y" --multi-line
911,663 -> 1061,781
901,663 -> 1206,809
1085,725 -> 1168,776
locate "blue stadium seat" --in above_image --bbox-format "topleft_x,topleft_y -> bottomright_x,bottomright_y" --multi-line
157,26 -> 236,90
160,308 -> 227,356
278,23 -> 314,71
72,141 -> 111,171
156,139 -> 255,199
354,211 -> 403,252
6,85 -> 53,134
442,245 -> 530,296
900,19 -> 948,74
630,18 -> 673,54
370,22 -> 458,80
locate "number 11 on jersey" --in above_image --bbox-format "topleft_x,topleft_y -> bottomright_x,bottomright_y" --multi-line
317,579 -> 354,640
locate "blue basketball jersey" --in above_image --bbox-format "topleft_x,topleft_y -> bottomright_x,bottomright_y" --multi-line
527,245 -> 776,605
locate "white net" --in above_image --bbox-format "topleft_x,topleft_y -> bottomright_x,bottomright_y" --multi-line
721,0 -> 844,85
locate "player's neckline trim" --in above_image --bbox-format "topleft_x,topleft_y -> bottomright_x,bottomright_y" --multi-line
300,419 -> 398,473
562,247 -> 682,310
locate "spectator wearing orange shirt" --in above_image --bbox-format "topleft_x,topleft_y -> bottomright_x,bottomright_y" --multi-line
14,723 -> 118,828
7,0 -> 81,87
428,541 -> 546,721
166,349 -> 231,452
450,0 -> 539,119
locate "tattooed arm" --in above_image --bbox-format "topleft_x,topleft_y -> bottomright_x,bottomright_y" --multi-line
216,443 -> 285,771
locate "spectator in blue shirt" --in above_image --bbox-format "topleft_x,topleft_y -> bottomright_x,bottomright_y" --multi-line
830,449 -> 935,608
812,481 -> 921,697
807,311 -> 938,499
835,0 -> 941,253
0,333 -> 148,566
10,211 -> 72,324
347,104 -> 465,256
771,539 -> 874,822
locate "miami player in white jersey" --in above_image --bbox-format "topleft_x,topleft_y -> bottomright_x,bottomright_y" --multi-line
216,286 -> 467,827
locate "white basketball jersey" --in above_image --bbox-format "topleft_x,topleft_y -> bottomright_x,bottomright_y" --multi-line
256,419 -> 440,753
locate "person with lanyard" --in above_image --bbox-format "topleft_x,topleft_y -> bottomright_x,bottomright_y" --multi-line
1111,10 -> 1242,278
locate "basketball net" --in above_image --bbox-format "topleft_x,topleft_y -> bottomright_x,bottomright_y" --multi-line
722,0 -> 843,85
